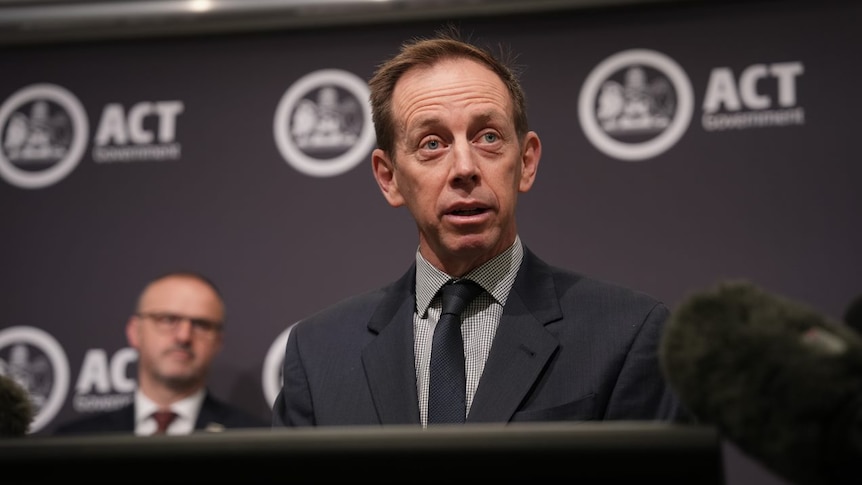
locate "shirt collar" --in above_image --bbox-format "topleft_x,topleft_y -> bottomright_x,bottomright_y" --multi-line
415,235 -> 523,317
135,387 -> 206,424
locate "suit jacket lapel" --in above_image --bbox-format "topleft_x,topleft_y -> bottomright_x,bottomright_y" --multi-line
195,393 -> 227,432
468,249 -> 562,423
117,403 -> 136,431
362,266 -> 422,425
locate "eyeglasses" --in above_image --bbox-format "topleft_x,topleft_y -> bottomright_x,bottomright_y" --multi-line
135,312 -> 223,337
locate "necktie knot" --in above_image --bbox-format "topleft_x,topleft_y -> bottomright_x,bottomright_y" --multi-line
152,410 -> 177,435
439,279 -> 483,317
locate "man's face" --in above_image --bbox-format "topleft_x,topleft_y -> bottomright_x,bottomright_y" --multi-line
372,57 -> 541,276
126,276 -> 224,391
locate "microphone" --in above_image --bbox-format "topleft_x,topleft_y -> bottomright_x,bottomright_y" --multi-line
659,280 -> 862,485
0,373 -> 34,437
845,293 -> 862,335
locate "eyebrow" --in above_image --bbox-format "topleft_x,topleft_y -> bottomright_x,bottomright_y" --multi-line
472,112 -> 500,127
410,116 -> 442,131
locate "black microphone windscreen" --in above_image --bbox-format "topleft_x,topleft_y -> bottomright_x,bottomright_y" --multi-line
0,373 -> 34,437
845,293 -> 862,335
660,280 -> 862,485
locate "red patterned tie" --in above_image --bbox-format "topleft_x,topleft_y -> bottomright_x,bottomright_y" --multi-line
152,410 -> 177,435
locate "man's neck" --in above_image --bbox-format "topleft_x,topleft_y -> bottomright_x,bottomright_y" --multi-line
138,376 -> 203,408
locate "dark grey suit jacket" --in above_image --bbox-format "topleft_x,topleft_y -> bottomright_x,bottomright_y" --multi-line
273,247 -> 687,427
52,392 -> 269,435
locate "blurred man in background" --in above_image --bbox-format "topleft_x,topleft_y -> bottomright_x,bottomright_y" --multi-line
54,271 -> 268,436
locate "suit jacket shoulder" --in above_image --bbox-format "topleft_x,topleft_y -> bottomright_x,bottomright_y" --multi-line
197,392 -> 270,431
52,392 -> 269,436
52,403 -> 135,436
294,270 -> 413,331
504,247 -> 683,421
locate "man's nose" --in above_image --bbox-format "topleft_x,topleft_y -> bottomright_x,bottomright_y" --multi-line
450,142 -> 479,182
172,318 -> 195,339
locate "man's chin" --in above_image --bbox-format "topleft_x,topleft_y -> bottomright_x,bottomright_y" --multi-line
438,237 -> 501,273
447,232 -> 505,257
159,371 -> 199,390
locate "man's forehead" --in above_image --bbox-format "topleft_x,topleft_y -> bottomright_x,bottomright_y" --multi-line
407,110 -> 505,129
139,277 -> 218,306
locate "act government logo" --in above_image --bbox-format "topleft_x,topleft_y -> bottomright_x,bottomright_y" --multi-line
273,69 -> 376,178
0,84 -> 89,189
579,49 -> 694,161
0,326 -> 70,433
261,323 -> 296,409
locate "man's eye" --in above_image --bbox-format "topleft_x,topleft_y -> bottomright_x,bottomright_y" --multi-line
191,319 -> 222,333
482,133 -> 498,143
424,139 -> 440,150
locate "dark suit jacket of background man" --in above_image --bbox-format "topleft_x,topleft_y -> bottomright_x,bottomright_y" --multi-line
53,391 -> 269,435
273,247 -> 686,426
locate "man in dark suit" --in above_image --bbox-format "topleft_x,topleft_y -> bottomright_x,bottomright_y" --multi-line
54,271 -> 268,435
272,27 -> 686,427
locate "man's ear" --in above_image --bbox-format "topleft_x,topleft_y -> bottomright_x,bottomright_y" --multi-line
372,148 -> 405,207
518,131 -> 541,193
126,315 -> 141,349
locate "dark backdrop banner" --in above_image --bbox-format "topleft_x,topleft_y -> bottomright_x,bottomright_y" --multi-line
1,1 -> 859,484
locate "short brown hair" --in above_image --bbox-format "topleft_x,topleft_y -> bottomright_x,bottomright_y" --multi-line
368,25 -> 529,158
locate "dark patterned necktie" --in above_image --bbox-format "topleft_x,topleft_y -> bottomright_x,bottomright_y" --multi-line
152,410 -> 177,435
427,279 -> 484,425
